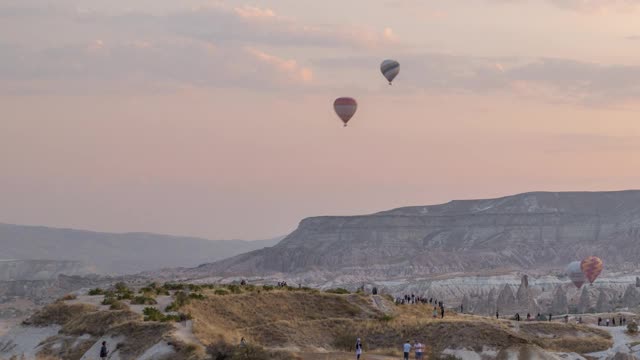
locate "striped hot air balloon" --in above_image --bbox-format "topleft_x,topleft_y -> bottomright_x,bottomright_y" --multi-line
333,97 -> 358,127
566,261 -> 586,289
580,256 -> 603,285
380,59 -> 400,85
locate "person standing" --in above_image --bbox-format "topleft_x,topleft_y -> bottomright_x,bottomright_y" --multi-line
355,338 -> 363,360
403,340 -> 412,360
548,313 -> 552,322
496,310 -> 499,319
100,341 -> 108,360
414,340 -> 424,360
432,307 -> 438,318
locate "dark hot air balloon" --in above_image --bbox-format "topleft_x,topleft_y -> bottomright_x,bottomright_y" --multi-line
333,97 -> 358,127
380,59 -> 400,85
566,261 -> 586,289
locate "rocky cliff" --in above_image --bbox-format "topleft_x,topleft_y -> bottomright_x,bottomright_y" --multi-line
189,190 -> 640,279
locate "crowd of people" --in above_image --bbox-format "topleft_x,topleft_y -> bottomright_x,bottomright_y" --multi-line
598,316 -> 628,326
395,294 -> 441,306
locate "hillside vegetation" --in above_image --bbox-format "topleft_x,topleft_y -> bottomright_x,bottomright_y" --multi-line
3,283 -> 614,359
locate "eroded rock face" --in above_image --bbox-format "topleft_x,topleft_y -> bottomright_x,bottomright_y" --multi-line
550,285 -> 569,315
622,285 -> 640,308
577,287 -> 592,314
191,191 -> 640,280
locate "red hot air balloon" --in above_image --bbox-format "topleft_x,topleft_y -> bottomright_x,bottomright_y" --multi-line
333,97 -> 357,127
580,256 -> 603,285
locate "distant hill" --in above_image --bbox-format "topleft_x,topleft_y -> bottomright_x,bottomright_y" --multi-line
186,190 -> 640,281
0,223 -> 282,275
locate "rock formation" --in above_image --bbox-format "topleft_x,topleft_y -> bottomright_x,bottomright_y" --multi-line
550,285 -> 568,314
622,285 -> 640,308
577,287 -> 592,314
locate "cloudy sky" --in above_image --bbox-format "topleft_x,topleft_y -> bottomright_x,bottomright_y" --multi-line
2,0 -> 640,239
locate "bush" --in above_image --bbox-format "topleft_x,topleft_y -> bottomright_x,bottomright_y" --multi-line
214,289 -> 230,296
59,294 -> 77,301
131,296 -> 158,305
628,321 -> 639,334
163,283 -> 185,291
379,314 -> 393,322
165,291 -> 192,312
326,288 -> 350,294
109,301 -> 130,311
102,297 -> 118,306
143,307 -> 190,322
143,307 -> 165,322
114,282 -> 129,293
262,285 -> 274,292
226,285 -> 242,294
88,288 -> 105,296
189,293 -> 206,300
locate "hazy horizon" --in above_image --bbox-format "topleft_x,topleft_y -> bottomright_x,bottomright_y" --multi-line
3,0 -> 640,239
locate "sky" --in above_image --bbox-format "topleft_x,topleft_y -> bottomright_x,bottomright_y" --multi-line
2,0 -> 640,240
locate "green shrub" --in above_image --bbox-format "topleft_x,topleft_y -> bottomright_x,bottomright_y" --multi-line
379,314 -> 393,322
109,301 -> 130,311
131,296 -> 158,305
214,289 -> 230,296
163,283 -> 185,291
189,293 -> 206,300
88,288 -> 105,296
114,282 -> 129,293
628,321 -> 638,334
262,285 -> 274,292
102,297 -> 118,306
143,307 -> 165,322
326,288 -> 350,294
226,285 -> 241,294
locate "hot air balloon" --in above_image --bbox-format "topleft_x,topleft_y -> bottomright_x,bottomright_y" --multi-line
566,261 -> 586,289
380,59 -> 400,85
581,256 -> 603,285
333,97 -> 357,127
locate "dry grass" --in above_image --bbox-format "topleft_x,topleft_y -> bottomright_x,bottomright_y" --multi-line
183,289 -> 614,356
24,303 -> 96,327
519,322 -> 612,353
106,321 -> 174,358
61,309 -> 140,336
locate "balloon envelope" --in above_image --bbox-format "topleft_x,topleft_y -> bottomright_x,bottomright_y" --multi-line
566,261 -> 586,289
333,97 -> 357,126
581,256 -> 603,284
380,59 -> 400,84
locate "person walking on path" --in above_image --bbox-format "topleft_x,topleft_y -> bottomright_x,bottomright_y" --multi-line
100,341 -> 109,359
355,338 -> 363,360
403,340 -> 412,360
414,340 -> 425,360
496,310 -> 499,319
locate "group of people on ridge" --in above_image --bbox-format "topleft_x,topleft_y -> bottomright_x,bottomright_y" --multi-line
598,316 -> 628,326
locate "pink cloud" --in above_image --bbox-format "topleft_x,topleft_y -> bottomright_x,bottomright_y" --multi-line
245,47 -> 314,83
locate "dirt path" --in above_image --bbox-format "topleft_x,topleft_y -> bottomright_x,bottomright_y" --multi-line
586,325 -> 639,359
297,352 -> 396,360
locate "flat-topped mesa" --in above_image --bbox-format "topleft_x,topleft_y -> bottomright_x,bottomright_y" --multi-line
188,190 -> 640,279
